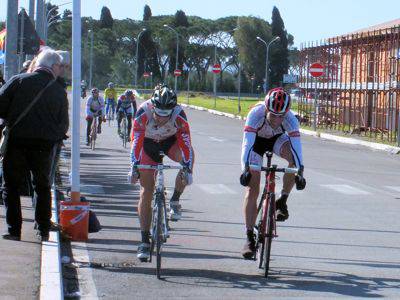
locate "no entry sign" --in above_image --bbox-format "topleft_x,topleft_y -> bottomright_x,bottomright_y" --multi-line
309,63 -> 324,77
174,69 -> 182,76
212,64 -> 221,74
143,72 -> 150,78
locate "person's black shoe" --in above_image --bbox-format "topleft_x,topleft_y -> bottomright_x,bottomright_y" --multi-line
241,230 -> 256,259
276,194 -> 289,222
36,230 -> 49,242
2,233 -> 21,241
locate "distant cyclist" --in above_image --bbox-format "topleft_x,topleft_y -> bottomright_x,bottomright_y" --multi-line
239,87 -> 306,259
104,82 -> 117,120
116,89 -> 137,141
85,88 -> 105,145
128,84 -> 194,260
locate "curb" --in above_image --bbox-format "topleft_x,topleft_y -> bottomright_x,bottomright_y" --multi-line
40,186 -> 63,300
180,103 -> 400,154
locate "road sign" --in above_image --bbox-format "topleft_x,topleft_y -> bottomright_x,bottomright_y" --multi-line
309,63 -> 324,77
212,64 -> 221,74
174,69 -> 182,76
143,72 -> 150,78
283,74 -> 298,83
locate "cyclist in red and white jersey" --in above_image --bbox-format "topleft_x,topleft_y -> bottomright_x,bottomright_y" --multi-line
240,87 -> 306,259
128,85 -> 194,260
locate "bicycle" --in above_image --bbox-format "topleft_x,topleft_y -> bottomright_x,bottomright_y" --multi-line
89,114 -> 101,150
136,155 -> 183,279
120,113 -> 129,148
252,152 -> 298,278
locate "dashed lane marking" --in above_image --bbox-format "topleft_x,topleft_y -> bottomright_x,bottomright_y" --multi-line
321,184 -> 371,195
196,184 -> 237,194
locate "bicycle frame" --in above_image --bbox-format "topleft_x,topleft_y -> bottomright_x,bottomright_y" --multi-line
90,116 -> 98,150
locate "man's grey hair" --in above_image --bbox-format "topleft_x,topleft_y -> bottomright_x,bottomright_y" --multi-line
36,49 -> 63,69
56,50 -> 70,65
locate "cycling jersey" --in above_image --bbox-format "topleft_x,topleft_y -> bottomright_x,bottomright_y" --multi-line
116,95 -> 137,115
241,102 -> 303,170
104,88 -> 117,100
131,100 -> 193,169
86,96 -> 105,117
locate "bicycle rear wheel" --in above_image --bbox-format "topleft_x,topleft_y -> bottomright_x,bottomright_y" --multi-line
263,194 -> 275,278
155,197 -> 163,279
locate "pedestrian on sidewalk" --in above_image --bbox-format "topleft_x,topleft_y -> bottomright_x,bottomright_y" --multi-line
0,49 -> 69,241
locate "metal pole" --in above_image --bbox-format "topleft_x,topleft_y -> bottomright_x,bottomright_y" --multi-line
18,9 -> 25,71
150,72 -> 153,89
89,29 -> 93,89
187,69 -> 190,104
174,33 -> 179,92
397,110 -> 400,147
213,45 -> 217,108
70,0 -> 81,202
313,77 -> 317,131
29,0 -> 35,22
5,0 -> 19,81
35,0 -> 44,40
238,62 -> 241,114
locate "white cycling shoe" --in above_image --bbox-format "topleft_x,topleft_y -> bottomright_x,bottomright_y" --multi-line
137,242 -> 150,261
169,201 -> 182,221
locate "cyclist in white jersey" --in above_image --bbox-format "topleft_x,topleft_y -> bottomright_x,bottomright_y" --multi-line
240,87 -> 306,259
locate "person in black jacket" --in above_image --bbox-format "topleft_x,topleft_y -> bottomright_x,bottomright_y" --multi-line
0,49 -> 69,241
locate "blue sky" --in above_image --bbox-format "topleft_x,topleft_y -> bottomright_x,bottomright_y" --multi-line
1,0 -> 400,47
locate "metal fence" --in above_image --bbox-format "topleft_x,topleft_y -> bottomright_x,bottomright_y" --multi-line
298,25 -> 400,143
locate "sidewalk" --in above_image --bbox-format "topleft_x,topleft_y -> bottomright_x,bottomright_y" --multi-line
0,197 -> 41,299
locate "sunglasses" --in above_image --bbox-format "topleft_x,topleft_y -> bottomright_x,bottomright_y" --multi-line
154,107 -> 173,117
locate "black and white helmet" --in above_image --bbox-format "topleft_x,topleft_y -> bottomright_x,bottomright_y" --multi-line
151,85 -> 177,114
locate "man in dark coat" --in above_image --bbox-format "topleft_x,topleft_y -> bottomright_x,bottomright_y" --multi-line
0,49 -> 69,241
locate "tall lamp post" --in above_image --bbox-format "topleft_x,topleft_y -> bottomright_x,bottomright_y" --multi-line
163,24 -> 179,92
256,36 -> 280,93
134,28 -> 146,89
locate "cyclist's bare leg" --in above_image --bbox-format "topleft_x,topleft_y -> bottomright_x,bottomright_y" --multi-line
279,141 -> 296,194
243,170 -> 260,230
138,170 -> 156,232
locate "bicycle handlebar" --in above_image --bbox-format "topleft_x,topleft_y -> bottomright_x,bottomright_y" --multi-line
249,164 -> 298,174
136,164 -> 183,171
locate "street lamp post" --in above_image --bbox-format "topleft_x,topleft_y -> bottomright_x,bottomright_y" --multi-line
163,24 -> 179,92
134,28 -> 146,89
256,36 -> 280,93
88,29 -> 94,89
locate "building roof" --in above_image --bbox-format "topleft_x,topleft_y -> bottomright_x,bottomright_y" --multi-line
348,19 -> 400,35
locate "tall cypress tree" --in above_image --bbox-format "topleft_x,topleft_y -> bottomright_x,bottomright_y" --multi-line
137,5 -> 161,83
269,6 -> 289,88
168,10 -> 189,74
100,6 -> 113,29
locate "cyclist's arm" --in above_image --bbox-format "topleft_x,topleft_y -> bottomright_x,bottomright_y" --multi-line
283,111 -> 303,168
132,100 -> 137,117
130,107 -> 147,164
99,96 -> 105,116
241,131 -> 256,171
116,98 -> 122,112
175,110 -> 193,169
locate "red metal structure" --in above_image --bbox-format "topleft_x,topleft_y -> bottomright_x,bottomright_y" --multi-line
298,20 -> 400,143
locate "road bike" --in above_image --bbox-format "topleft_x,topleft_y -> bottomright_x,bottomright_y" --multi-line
120,113 -> 129,148
137,155 -> 183,279
89,116 -> 98,151
252,152 -> 298,278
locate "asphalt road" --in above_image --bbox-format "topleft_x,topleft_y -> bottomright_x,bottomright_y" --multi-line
65,98 -> 400,299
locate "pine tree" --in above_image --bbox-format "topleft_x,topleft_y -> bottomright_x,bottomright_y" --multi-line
100,6 -> 113,29
269,6 -> 289,88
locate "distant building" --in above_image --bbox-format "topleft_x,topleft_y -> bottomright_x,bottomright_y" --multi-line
298,19 -> 400,142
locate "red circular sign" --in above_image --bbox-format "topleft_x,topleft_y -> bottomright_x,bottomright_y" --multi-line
309,63 -> 324,77
174,69 -> 182,76
212,64 -> 221,74
143,72 -> 150,78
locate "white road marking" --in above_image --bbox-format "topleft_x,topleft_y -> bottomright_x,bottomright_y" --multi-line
40,187 -> 63,300
385,186 -> 400,193
72,242 -> 99,299
321,184 -> 371,195
81,184 -> 105,195
197,184 -> 237,194
209,137 -> 225,142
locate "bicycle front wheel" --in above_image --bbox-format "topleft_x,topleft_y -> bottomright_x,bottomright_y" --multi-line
263,195 -> 275,278
91,121 -> 97,150
155,198 -> 163,279
122,119 -> 127,148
